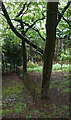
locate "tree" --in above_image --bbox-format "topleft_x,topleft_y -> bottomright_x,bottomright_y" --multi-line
41,1 -> 71,99
2,39 -> 22,71
41,2 -> 58,99
1,1 -> 71,99
1,2 -> 45,71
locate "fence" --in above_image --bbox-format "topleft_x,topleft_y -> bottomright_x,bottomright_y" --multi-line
16,68 -> 41,100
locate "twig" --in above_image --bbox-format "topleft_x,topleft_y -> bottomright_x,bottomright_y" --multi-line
15,2 -> 27,18
24,10 -> 46,34
21,2 -> 31,18
58,10 -> 71,27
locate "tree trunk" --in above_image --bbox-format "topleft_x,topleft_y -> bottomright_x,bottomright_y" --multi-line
21,23 -> 27,72
22,39 -> 27,72
55,38 -> 59,63
41,2 -> 58,99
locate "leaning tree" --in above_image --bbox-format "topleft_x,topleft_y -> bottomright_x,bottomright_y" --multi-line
1,2 -> 46,71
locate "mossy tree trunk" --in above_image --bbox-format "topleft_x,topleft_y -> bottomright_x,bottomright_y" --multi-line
41,2 -> 58,99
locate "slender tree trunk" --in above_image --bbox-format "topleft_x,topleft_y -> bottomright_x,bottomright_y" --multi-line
21,22 -> 27,72
41,2 -> 58,99
22,39 -> 27,72
2,54 -> 4,71
55,38 -> 59,63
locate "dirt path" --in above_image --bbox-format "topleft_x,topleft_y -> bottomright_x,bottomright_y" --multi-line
2,71 -> 70,119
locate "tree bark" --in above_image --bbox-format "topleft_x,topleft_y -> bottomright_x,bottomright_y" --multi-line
20,21 -> 27,72
41,2 -> 58,99
22,39 -> 27,71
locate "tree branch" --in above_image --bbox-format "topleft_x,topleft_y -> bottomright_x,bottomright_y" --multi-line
1,2 -> 43,54
56,1 -> 71,26
22,21 -> 45,41
58,10 -> 71,27
32,49 -> 43,57
21,2 -> 31,17
13,11 -> 46,41
32,27 -> 45,41
62,16 -> 71,27
0,12 -> 4,16
24,10 -> 46,34
15,2 -> 27,18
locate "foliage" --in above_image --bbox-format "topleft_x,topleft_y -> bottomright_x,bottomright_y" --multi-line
2,109 -> 11,117
53,63 -> 70,72
13,103 -> 27,113
58,49 -> 71,65
27,63 -> 70,72
2,39 -> 22,71
2,83 -> 24,99
1,2 -> 70,118
27,60 -> 39,68
1,2 -> 71,72
57,76 -> 71,93
52,63 -> 61,70
27,66 -> 42,72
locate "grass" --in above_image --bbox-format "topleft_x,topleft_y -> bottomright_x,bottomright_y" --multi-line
2,109 -> 11,117
27,63 -> 71,72
2,81 -> 28,117
27,66 -> 42,72
2,74 -> 70,118
2,84 -> 24,98
27,63 -> 71,94
2,62 -> 70,118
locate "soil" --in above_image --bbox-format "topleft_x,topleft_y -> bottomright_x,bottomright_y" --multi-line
2,71 -> 70,119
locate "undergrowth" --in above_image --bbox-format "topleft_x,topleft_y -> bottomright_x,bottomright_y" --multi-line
2,62 -> 70,118
27,63 -> 71,72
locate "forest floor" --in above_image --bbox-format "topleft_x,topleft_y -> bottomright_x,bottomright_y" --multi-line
2,71 -> 70,119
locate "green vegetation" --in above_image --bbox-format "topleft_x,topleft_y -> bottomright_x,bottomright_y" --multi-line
50,104 -> 69,118
3,83 -> 24,98
27,66 -> 42,72
2,76 -> 70,118
1,1 -> 71,73
27,63 -> 70,72
1,1 -> 70,118
2,109 -> 11,117
53,63 -> 71,72
27,60 -> 39,68
2,82 -> 27,117
57,79 -> 71,93
2,39 -> 22,72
